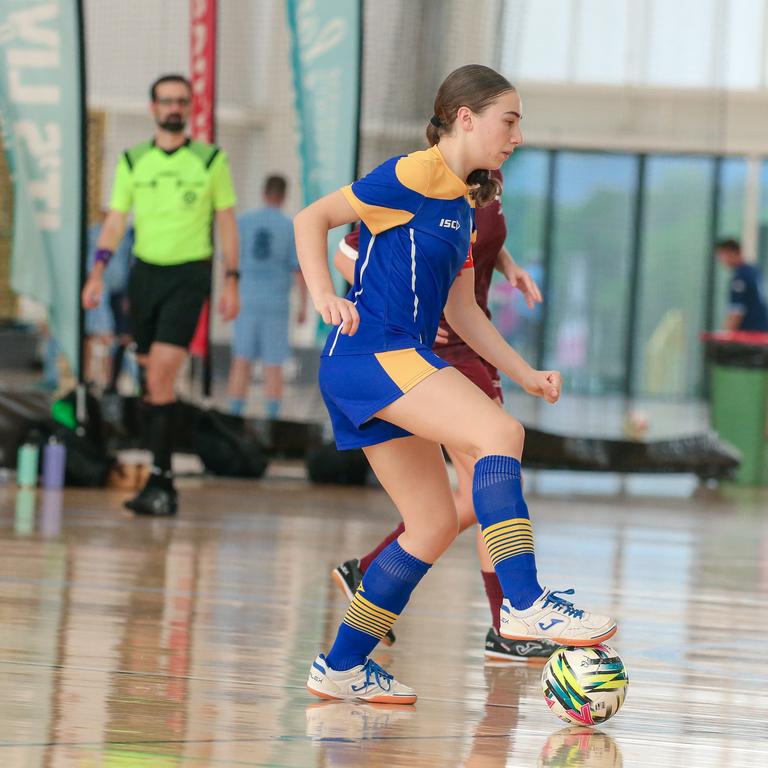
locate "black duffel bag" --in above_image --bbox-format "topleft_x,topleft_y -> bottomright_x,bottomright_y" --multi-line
194,409 -> 269,479
306,442 -> 369,485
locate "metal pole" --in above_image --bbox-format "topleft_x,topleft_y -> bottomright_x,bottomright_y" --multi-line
623,154 -> 646,397
76,0 -> 89,425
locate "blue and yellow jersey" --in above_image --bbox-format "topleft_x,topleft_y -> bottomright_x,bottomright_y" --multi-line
323,145 -> 475,357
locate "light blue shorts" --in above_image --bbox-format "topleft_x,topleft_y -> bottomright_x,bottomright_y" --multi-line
233,303 -> 290,365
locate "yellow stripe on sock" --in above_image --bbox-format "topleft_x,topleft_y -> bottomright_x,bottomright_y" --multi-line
483,518 -> 532,537
482,518 -> 535,565
341,590 -> 399,639
484,530 -> 535,550
345,604 -> 392,634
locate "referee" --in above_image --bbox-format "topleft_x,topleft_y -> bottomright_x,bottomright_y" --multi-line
82,74 -> 240,516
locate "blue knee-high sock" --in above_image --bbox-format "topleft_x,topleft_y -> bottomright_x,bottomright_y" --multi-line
473,455 -> 543,610
325,540 -> 431,671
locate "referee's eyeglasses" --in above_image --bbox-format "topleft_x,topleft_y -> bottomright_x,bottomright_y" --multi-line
156,97 -> 191,107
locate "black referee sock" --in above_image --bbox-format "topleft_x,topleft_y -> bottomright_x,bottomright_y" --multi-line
107,343 -> 126,393
146,402 -> 176,492
137,365 -> 148,398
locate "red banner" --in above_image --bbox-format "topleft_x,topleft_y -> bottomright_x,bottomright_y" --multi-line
189,0 -> 216,357
190,0 -> 216,143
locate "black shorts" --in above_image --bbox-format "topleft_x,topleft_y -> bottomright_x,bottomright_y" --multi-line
128,259 -> 211,355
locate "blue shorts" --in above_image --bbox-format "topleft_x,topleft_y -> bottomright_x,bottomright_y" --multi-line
233,303 -> 290,365
319,346 -> 450,450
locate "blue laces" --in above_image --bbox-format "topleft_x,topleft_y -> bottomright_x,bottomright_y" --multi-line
360,659 -> 393,692
544,588 -> 584,619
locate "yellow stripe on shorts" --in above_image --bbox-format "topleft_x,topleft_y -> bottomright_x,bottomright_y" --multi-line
375,348 -> 437,393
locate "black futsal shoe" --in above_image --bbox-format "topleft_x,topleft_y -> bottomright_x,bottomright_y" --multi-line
331,559 -> 396,647
484,626 -> 558,663
124,484 -> 178,517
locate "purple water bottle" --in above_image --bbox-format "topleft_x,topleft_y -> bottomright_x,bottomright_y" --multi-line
42,436 -> 66,490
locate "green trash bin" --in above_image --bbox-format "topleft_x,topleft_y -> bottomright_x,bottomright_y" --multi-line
703,332 -> 768,485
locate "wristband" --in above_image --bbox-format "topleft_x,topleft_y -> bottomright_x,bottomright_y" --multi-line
95,248 -> 113,267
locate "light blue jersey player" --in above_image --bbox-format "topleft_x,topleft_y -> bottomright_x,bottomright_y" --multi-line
296,65 -> 617,705
228,175 -> 308,418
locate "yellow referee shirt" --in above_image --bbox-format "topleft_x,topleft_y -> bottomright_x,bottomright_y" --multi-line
109,138 -> 237,266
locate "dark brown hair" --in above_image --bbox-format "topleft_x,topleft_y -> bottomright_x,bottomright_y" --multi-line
716,238 -> 741,253
426,64 -> 515,206
264,174 -> 288,198
150,74 -> 192,102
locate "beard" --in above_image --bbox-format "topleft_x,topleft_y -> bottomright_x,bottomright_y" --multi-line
158,114 -> 186,133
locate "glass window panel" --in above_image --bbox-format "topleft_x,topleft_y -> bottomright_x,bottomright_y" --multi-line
713,159 -> 747,329
645,0 -> 717,87
757,162 -> 768,278
574,0 -> 629,85
723,0 -> 763,89
633,156 -> 714,397
543,152 -> 637,394
502,0 -> 765,90
503,0 -> 571,81
492,148 -> 550,370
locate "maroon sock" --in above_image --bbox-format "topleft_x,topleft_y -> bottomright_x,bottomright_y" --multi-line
481,570 -> 504,632
359,522 -> 406,573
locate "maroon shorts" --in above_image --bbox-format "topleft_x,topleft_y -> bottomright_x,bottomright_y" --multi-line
451,356 -> 504,402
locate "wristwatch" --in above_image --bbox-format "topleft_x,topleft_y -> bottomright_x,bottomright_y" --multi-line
224,269 -> 241,281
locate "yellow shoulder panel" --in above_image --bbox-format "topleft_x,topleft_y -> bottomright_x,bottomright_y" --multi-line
341,185 -> 414,235
406,146 -> 468,200
394,155 -> 432,195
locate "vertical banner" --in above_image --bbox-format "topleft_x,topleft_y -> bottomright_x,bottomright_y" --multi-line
188,0 -> 216,369
190,0 -> 216,144
0,0 -> 85,375
286,0 -> 362,265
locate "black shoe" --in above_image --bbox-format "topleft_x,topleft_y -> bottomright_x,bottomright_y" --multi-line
124,485 -> 178,517
484,627 -> 558,663
331,559 -> 396,647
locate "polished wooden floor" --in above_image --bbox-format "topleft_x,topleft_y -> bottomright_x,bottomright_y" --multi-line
0,467 -> 767,767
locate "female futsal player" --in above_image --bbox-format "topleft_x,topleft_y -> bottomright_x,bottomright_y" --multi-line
331,181 -> 557,663
296,65 -> 617,704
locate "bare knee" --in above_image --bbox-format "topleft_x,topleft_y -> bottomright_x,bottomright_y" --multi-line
401,515 -> 459,562
429,515 -> 459,555
469,416 -> 525,460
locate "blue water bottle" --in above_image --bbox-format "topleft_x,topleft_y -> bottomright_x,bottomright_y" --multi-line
42,436 -> 66,490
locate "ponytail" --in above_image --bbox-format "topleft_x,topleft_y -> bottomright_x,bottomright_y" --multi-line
425,114 -> 443,147
467,169 -> 502,206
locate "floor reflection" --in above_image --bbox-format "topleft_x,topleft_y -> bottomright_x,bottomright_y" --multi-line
0,475 -> 765,766
539,727 -> 623,768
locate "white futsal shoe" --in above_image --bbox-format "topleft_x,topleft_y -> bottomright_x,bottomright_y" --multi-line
307,654 -> 417,704
500,588 -> 617,647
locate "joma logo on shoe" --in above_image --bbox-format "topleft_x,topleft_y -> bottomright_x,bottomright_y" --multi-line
538,618 -> 564,631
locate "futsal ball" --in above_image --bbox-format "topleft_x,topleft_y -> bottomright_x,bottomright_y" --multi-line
541,644 -> 628,726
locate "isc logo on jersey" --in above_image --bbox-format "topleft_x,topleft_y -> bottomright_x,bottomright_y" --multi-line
439,218 -> 460,230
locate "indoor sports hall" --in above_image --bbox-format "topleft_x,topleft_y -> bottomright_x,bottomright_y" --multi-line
1,1 -> 767,766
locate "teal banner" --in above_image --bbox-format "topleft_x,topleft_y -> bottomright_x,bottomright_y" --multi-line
287,0 -> 361,334
287,0 -> 361,205
0,0 -> 84,374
